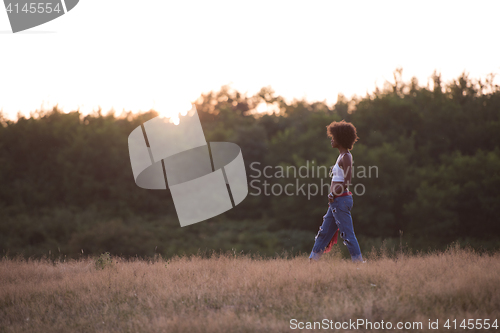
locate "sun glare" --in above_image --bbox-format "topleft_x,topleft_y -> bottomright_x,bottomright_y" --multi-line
152,99 -> 194,125
253,101 -> 280,116
256,102 -> 268,113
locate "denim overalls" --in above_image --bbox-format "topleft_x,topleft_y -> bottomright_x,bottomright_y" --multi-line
309,194 -> 364,262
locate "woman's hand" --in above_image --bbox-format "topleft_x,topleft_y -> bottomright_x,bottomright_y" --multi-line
328,192 -> 335,203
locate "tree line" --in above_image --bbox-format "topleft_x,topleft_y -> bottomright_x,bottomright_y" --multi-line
1,69 -> 499,258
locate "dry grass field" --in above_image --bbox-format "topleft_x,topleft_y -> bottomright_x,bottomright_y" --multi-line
1,245 -> 499,333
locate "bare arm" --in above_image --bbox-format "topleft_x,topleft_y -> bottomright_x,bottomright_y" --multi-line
342,153 -> 353,190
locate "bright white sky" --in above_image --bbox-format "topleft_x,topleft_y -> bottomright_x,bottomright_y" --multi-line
1,0 -> 499,121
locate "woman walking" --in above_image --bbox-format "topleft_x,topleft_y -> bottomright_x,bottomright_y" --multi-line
309,120 -> 364,262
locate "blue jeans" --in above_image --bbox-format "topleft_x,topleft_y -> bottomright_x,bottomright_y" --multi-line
309,195 -> 363,262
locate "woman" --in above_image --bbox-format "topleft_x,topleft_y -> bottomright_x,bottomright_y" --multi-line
309,120 -> 364,262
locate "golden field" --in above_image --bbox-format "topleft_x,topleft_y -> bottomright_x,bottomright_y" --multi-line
1,245 -> 499,333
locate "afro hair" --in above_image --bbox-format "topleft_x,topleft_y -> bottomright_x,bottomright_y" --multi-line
326,120 -> 359,150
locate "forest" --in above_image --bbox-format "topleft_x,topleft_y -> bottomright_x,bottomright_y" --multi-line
1,69 -> 499,259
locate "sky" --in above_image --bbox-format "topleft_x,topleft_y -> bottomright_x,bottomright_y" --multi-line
1,0 -> 499,121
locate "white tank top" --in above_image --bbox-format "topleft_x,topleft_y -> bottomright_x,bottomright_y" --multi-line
330,152 -> 351,182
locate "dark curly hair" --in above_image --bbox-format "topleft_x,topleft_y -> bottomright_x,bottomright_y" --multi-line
326,120 -> 359,150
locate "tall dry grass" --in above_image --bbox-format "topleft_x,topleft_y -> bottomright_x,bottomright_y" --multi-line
1,245 -> 499,333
